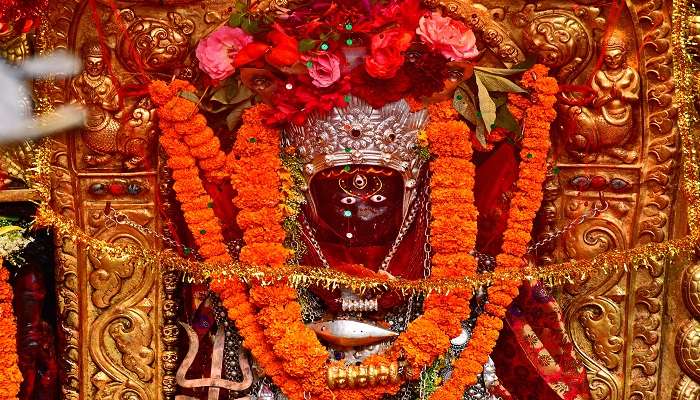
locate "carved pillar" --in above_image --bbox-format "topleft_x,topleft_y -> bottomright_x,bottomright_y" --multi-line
37,1 -> 162,399
35,1 -> 230,399
486,0 -> 678,399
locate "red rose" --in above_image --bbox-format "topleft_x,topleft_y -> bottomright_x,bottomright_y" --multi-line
364,28 -> 413,79
234,42 -> 269,67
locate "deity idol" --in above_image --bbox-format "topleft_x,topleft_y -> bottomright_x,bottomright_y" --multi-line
70,40 -> 122,166
283,97 -> 589,399
161,1 -> 593,399
70,39 -> 154,170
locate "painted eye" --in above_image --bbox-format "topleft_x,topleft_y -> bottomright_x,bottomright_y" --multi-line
370,194 -> 386,203
340,197 -> 357,205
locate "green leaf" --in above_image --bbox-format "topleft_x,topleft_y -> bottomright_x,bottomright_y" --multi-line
299,39 -> 318,53
453,87 -> 478,125
211,85 -> 234,104
493,95 -> 507,107
495,104 -> 520,134
475,73 -> 497,134
0,225 -> 23,236
473,66 -> 527,76
178,91 -> 200,103
210,80 -> 252,105
226,99 -> 253,130
228,84 -> 253,105
241,18 -> 259,33
199,103 -> 231,114
474,70 -> 526,93
229,13 -> 244,27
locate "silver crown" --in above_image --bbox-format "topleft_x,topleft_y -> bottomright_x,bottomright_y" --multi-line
284,96 -> 428,186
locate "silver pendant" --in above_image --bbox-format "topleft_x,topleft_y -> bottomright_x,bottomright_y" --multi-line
307,319 -> 398,347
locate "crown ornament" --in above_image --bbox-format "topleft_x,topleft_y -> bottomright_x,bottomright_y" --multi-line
284,96 -> 429,188
80,39 -> 105,58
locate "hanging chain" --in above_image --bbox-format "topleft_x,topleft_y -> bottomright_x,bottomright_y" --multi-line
526,192 -> 609,255
299,216 -> 332,269
380,192 -> 422,272
102,202 -> 199,257
422,182 -> 432,279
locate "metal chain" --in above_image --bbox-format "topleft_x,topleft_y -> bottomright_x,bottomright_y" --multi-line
103,204 -> 192,253
299,216 -> 332,269
526,192 -> 609,255
300,192 -> 421,273
422,182 -> 432,279
380,192 -> 422,272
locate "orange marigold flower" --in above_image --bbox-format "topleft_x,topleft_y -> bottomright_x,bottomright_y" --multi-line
198,151 -> 227,171
149,80 -> 174,106
174,114 -> 208,136
161,97 -> 197,122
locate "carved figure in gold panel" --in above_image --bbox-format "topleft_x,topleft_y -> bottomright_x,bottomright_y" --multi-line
71,39 -> 122,167
70,39 -> 154,170
562,33 -> 640,163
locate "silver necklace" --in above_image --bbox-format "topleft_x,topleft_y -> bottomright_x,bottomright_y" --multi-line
300,194 -> 422,273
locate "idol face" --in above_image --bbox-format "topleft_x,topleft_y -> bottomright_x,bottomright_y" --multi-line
309,165 -> 404,246
85,56 -> 105,77
604,48 -> 625,69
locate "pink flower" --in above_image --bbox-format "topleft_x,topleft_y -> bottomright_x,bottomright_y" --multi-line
365,28 -> 413,79
417,11 -> 479,61
304,52 -> 342,88
196,26 -> 253,80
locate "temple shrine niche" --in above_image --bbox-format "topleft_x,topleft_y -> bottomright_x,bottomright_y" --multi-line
0,0 -> 698,400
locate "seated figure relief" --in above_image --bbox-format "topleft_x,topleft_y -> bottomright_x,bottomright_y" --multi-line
70,39 -> 154,170
559,34 -> 641,163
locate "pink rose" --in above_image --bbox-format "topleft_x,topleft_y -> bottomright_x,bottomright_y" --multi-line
196,26 -> 253,80
305,52 -> 342,88
417,11 -> 479,61
365,28 -> 413,79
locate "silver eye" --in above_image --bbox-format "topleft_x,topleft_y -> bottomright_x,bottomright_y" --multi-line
370,194 -> 386,203
341,196 -> 357,205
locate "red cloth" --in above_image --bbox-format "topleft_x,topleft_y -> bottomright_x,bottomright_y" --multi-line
473,144 -> 590,400
492,284 -> 590,400
474,143 -> 519,255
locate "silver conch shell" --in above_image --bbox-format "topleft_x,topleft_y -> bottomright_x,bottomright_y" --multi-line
307,320 -> 398,347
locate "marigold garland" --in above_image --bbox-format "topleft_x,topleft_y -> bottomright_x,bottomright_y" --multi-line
0,266 -> 22,400
153,80 -> 228,183
222,104 -> 323,399
430,64 -> 558,399
385,100 -> 477,381
151,66 -> 558,400
151,81 -> 305,397
150,80 -> 229,262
